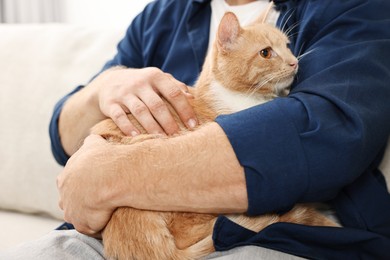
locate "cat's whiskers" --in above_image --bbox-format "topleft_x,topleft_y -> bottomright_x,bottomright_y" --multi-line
287,32 -> 300,41
296,41 -> 306,59
246,73 -> 277,98
284,21 -> 301,39
280,9 -> 295,34
297,48 -> 317,62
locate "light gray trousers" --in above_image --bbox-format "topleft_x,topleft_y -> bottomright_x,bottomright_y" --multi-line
0,230 -> 304,260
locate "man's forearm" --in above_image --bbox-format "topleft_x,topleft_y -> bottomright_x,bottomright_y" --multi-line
112,122 -> 248,214
59,82 -> 105,156
57,122 -> 248,234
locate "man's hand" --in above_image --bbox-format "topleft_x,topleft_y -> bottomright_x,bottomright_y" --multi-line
94,67 -> 197,136
57,135 -> 117,236
59,67 -> 197,157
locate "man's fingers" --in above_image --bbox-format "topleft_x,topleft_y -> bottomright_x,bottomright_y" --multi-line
125,97 -> 165,135
99,68 -> 197,136
108,104 -> 140,137
157,75 -> 198,129
164,73 -> 193,95
136,90 -> 179,135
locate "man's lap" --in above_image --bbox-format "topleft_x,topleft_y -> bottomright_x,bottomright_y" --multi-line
0,230 -> 105,260
0,230 -> 304,259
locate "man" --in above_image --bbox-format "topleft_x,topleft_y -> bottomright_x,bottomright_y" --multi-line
3,0 -> 390,259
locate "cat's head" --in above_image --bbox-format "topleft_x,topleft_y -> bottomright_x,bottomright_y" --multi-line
212,12 -> 298,98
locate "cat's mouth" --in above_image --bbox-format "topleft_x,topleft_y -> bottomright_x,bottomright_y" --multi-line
280,65 -> 299,94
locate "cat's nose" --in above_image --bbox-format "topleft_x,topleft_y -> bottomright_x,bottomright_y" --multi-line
290,61 -> 298,69
289,60 -> 299,72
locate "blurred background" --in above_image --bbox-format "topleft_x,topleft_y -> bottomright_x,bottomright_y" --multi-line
0,0 -> 153,30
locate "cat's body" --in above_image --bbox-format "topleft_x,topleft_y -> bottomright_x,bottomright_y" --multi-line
91,12 -> 338,260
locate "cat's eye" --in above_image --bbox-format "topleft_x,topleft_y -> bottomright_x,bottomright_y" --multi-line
259,47 -> 274,59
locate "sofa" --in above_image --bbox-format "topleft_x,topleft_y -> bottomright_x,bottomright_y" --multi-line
0,23 -> 123,250
0,23 -> 389,251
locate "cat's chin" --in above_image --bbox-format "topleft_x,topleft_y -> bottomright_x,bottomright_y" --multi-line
275,77 -> 294,96
279,88 -> 290,97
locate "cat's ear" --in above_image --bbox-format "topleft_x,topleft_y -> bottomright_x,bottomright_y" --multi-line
217,12 -> 242,52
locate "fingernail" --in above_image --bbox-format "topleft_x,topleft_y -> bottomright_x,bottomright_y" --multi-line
131,131 -> 139,137
187,119 -> 197,129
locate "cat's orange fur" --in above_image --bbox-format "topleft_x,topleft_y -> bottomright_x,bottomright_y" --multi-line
90,11 -> 338,260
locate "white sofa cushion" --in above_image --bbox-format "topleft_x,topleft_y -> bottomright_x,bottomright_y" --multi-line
0,24 -> 123,219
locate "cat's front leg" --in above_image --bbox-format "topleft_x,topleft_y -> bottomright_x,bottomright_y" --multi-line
103,208 -> 181,260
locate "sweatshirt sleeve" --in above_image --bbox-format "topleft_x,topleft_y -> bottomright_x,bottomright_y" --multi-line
215,1 -> 390,215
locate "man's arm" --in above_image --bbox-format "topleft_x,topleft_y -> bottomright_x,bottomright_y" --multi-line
49,0 -> 200,164
57,79 -> 104,157
57,122 -> 248,235
58,67 -> 196,157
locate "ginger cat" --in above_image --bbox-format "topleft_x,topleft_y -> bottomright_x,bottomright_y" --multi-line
91,10 -> 338,260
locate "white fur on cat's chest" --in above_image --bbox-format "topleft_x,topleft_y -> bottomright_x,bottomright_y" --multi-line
209,80 -> 269,113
